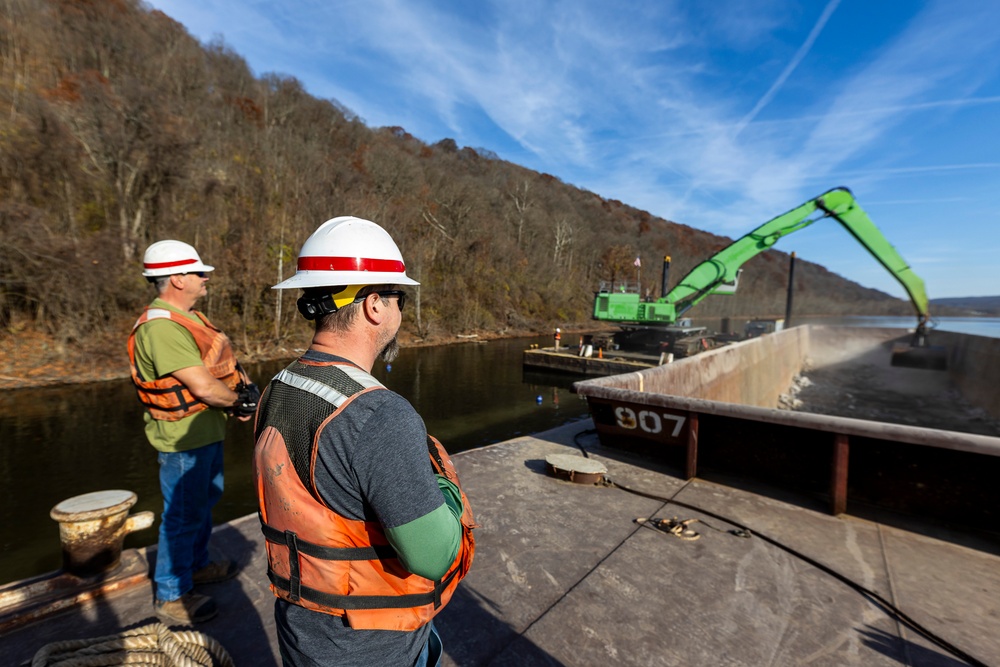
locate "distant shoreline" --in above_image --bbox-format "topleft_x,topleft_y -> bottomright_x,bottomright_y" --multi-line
2,314 -> 995,392
0,325 -> 603,392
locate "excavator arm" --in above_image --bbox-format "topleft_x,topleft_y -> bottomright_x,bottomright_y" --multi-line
666,187 -> 930,327
592,186 -> 944,368
813,189 -> 930,340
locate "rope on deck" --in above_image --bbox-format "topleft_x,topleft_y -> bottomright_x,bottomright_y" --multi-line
30,622 -> 235,667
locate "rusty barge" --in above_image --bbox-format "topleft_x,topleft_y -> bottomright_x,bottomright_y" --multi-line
3,325 -> 999,665
573,325 -> 1000,527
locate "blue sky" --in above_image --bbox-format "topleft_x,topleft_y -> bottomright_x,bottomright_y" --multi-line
148,0 -> 1000,300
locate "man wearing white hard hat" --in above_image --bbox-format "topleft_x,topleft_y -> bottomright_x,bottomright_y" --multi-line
253,217 -> 476,666
127,240 -> 259,624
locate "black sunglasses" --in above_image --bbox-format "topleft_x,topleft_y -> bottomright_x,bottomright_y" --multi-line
354,290 -> 407,311
183,271 -> 207,278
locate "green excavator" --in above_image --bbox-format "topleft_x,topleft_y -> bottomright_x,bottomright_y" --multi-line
592,187 -> 947,370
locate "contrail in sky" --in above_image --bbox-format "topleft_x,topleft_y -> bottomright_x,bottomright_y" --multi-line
732,0 -> 842,138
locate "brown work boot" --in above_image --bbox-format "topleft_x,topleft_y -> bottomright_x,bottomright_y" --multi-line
155,591 -> 218,624
192,559 -> 238,585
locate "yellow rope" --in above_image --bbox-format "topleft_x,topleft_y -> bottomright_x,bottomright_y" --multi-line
31,622 -> 235,667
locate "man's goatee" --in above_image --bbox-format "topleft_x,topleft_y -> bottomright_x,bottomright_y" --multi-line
380,335 -> 400,363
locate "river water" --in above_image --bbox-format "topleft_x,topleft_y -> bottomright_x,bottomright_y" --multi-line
0,334 -> 587,583
3,317 -> 996,584
793,314 -> 1000,338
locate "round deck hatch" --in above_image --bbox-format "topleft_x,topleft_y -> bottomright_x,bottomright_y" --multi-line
545,453 -> 607,484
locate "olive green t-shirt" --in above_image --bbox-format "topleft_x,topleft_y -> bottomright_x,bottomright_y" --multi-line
133,298 -> 228,453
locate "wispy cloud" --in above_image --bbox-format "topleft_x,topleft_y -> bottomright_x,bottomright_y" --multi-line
677,0 -> 1000,229
149,0 -> 1000,296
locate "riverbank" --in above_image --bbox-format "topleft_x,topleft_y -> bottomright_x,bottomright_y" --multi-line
5,313 -> 994,391
0,324 -> 602,391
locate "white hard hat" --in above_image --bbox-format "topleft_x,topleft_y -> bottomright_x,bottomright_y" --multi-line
273,216 -> 419,290
142,240 -> 214,277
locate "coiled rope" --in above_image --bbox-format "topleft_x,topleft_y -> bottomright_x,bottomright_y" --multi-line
31,622 -> 235,667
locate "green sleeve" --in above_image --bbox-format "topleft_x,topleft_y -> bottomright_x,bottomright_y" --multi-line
384,477 -> 462,581
437,475 -> 464,518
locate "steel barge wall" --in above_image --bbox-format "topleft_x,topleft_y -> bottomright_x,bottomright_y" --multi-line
573,325 -> 1000,527
934,329 -> 1000,419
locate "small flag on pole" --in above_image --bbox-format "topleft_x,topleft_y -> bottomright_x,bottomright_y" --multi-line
634,256 -> 641,267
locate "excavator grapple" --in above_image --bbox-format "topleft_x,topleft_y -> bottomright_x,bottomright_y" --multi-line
890,344 -> 948,370
891,322 -> 948,370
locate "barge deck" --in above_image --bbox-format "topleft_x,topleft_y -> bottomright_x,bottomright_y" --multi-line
3,419 -> 998,666
523,345 -> 663,376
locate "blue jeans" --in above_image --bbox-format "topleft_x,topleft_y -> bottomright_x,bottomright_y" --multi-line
154,442 -> 224,602
415,623 -> 442,667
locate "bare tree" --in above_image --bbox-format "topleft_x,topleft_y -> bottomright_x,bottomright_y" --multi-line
553,217 -> 573,268
504,178 -> 533,249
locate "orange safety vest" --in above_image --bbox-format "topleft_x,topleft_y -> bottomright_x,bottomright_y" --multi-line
127,306 -> 241,421
253,360 -> 476,631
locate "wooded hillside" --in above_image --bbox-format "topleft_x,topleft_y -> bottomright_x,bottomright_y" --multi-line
931,296 -> 1000,316
1,0 -> 920,365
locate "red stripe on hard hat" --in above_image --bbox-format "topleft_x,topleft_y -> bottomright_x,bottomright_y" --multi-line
144,258 -> 198,269
297,256 -> 406,273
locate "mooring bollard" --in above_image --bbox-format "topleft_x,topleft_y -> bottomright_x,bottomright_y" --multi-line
49,490 -> 154,578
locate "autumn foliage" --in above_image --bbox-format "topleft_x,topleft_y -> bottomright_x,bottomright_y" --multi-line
0,0 -> 914,369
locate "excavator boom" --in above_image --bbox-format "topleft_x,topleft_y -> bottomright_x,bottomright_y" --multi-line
592,187 -> 945,369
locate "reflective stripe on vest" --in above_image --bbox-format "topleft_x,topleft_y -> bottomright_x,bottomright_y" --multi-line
271,365 -> 382,407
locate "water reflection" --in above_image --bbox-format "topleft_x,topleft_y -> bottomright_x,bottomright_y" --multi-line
0,335 -> 589,583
